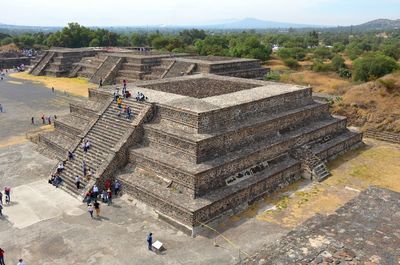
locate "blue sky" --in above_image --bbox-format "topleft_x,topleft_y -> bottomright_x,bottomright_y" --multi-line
1,0 -> 399,26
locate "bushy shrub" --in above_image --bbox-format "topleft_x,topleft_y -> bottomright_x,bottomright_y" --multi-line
283,58 -> 300,69
264,71 -> 281,81
352,53 -> 399,81
312,59 -> 332,72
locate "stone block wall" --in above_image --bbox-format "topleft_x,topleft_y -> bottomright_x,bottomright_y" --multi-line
0,57 -> 31,68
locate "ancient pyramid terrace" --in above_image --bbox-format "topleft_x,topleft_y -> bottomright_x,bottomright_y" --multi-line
36,72 -> 362,236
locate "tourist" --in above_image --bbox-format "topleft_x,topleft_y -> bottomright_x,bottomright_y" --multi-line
81,140 -> 86,152
31,117 -> 34,125
17,258 -> 26,265
107,189 -> 112,205
126,106 -> 132,120
82,160 -> 87,176
51,87 -> 54,93
147,233 -> 153,251
41,115 -> 45,124
84,191 -> 92,205
53,175 -> 63,188
48,174 -> 56,185
84,140 -> 91,152
0,248 -> 4,265
104,179 -> 111,191
0,202 -> 3,217
68,150 -> 74,160
92,185 -> 99,199
94,200 -> 100,217
99,78 -> 103,87
101,190 -> 108,203
4,187 -> 10,204
114,180 -> 121,196
48,117 -> 51,125
117,97 -> 122,109
87,203 -> 94,219
56,162 -> 64,173
0,191 -> 2,204
75,175 -> 81,190
0,104 -> 3,113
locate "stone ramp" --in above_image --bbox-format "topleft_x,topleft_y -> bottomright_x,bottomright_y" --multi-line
162,60 -> 196,79
30,51 -> 55,76
90,56 -> 122,85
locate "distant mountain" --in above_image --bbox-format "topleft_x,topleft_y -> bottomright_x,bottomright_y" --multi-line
354,19 -> 400,30
169,18 -> 325,29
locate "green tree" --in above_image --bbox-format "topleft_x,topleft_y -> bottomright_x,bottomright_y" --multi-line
352,53 -> 398,81
331,55 -> 345,71
283,58 -> 300,69
195,35 -> 230,56
229,35 -> 271,61
313,46 -> 333,60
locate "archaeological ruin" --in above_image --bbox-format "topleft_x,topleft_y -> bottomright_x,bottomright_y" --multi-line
27,47 -> 268,83
35,70 -> 363,236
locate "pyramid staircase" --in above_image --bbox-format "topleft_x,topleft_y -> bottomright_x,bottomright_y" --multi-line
291,145 -> 330,181
55,97 -> 151,197
29,51 -> 55,75
161,60 -> 196,79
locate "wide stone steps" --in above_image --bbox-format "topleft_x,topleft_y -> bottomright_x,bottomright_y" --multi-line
53,98 -> 147,196
31,51 -> 55,75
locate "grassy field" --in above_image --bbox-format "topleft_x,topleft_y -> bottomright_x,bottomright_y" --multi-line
9,72 -> 97,97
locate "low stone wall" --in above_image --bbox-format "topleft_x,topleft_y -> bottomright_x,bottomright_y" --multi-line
364,129 -> 400,144
0,57 -> 31,68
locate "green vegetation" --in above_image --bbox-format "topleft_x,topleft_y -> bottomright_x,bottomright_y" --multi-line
1,22 -> 400,79
352,53 -> 398,81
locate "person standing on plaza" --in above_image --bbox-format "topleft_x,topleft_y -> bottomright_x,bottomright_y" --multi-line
4,187 -> 10,204
92,185 -> 99,199
31,117 -> 34,125
0,202 -> 3,217
0,248 -> 5,265
94,200 -> 100,217
107,189 -> 112,206
87,203 -> 94,219
147,233 -> 153,251
0,104 -> 3,113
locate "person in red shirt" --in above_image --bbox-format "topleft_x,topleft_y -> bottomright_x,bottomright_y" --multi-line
0,248 -> 5,265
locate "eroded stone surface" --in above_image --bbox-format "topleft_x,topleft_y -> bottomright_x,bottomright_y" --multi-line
241,187 -> 400,265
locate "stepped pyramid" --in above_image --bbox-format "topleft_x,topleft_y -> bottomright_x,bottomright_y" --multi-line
37,74 -> 363,236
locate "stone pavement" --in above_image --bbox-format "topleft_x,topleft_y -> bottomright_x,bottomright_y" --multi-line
241,187 -> 400,265
3,180 -> 84,229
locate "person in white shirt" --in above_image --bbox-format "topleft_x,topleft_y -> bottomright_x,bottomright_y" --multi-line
17,258 -> 26,265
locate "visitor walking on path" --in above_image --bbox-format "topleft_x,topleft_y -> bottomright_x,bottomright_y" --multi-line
31,117 -> 34,125
0,248 -> 5,265
0,104 -> 3,113
87,203 -> 94,219
4,187 -> 10,205
147,233 -> 153,251
41,115 -> 45,124
94,200 -> 100,217
0,191 -> 2,204
0,202 -> 3,217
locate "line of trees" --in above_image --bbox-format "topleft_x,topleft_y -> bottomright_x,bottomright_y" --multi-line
1,23 -> 399,80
